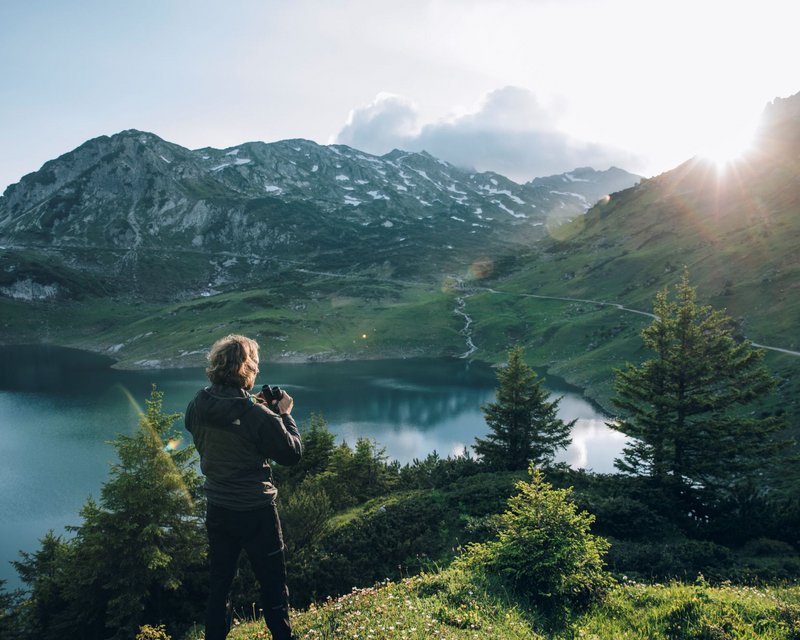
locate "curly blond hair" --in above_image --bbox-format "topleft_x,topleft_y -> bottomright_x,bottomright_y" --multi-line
206,334 -> 260,389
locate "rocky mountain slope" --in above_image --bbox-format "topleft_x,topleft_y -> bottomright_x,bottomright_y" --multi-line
526,166 -> 640,212
0,132 -> 639,302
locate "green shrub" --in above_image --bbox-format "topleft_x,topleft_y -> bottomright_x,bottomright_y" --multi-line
459,466 -> 614,615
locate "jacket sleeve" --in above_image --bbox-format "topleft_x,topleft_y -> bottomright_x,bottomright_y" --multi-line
248,404 -> 303,465
184,399 -> 196,435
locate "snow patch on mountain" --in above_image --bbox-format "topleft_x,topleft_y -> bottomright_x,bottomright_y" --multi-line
564,173 -> 590,182
493,200 -> 527,218
550,190 -> 590,206
211,158 -> 251,172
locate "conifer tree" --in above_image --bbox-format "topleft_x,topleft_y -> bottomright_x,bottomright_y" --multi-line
474,346 -> 573,470
273,413 -> 336,489
11,532 -> 70,640
610,272 -> 787,514
0,579 -> 20,639
14,386 -> 207,640
69,385 -> 206,639
460,465 -> 612,614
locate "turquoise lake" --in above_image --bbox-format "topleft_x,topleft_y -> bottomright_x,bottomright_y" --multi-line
0,345 -> 626,587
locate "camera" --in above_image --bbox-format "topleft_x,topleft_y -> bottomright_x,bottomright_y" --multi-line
260,384 -> 284,407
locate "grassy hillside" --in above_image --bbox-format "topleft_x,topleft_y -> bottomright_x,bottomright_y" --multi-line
222,569 -> 800,640
220,455 -> 800,640
500,156 -> 800,348
0,270 -> 468,366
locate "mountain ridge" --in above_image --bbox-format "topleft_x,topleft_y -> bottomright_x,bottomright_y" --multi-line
0,130 -> 640,302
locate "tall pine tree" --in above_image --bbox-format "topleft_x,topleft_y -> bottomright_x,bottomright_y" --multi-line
474,346 -> 573,470
610,272 -> 788,515
12,386 -> 207,640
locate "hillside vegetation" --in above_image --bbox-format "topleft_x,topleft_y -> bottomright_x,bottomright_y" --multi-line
226,574 -> 800,640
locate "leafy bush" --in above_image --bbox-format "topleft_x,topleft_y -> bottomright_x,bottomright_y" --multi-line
440,470 -> 523,520
398,451 -> 483,490
279,483 -> 333,555
459,466 -> 614,615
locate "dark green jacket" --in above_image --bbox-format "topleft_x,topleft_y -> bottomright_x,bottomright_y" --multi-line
185,384 -> 302,510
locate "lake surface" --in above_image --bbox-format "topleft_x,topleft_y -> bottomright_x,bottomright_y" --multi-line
0,345 -> 626,587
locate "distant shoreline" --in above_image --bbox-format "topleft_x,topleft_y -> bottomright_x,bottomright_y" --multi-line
0,341 -> 611,417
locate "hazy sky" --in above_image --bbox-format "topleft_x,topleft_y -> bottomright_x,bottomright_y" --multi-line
1,0 -> 797,191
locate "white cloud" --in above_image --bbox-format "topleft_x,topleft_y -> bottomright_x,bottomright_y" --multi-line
335,87 -> 641,182
336,93 -> 420,154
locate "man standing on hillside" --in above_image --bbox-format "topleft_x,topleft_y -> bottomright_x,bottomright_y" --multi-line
185,334 -> 302,640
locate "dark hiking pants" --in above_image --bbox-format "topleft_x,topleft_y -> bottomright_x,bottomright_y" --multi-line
205,502 -> 294,640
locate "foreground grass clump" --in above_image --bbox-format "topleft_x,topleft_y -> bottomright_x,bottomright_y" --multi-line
229,568 -> 545,640
578,580 -> 800,639
224,575 -> 800,640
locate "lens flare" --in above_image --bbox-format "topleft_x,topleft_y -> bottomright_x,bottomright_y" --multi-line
115,384 -> 195,505
441,276 -> 459,293
115,384 -> 143,416
469,257 -> 494,279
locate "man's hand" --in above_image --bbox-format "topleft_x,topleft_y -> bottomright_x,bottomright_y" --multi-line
276,391 -> 294,415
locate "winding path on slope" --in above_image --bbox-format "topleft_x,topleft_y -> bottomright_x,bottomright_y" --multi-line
288,263 -> 800,360
476,287 -> 800,358
453,296 -> 477,359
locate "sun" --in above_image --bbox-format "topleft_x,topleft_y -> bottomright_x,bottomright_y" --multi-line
698,134 -> 754,168
695,112 -> 759,169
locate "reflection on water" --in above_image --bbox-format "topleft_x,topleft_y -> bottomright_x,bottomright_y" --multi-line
560,419 -> 628,472
0,346 -> 627,588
